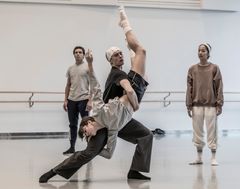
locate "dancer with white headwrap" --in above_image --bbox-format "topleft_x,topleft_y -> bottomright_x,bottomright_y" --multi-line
186,43 -> 224,166
39,6 -> 151,183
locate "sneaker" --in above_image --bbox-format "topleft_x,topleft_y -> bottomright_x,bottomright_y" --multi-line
211,159 -> 218,166
63,147 -> 75,155
189,160 -> 203,165
152,128 -> 165,135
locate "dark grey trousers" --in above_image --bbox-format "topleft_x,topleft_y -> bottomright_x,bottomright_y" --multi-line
53,118 -> 153,179
118,118 -> 153,172
53,128 -> 108,179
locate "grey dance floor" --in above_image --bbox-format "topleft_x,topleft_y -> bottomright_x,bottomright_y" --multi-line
0,130 -> 239,189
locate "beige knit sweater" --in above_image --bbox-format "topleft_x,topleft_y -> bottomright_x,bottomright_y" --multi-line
186,62 -> 224,110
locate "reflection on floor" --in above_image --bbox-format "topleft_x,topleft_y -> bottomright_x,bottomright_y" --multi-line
1,130 -> 240,189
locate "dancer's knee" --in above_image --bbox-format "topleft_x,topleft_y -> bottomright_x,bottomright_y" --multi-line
135,46 -> 146,56
143,129 -> 153,142
81,149 -> 99,159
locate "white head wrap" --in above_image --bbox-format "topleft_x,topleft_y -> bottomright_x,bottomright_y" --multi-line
201,43 -> 211,53
105,46 -> 122,62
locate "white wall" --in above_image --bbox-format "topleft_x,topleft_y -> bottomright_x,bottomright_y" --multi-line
0,2 -> 240,133
201,0 -> 240,11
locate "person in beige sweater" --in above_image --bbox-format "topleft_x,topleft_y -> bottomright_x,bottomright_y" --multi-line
186,43 -> 223,166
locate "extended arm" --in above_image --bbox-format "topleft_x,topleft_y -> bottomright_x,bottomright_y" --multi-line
85,50 -> 104,108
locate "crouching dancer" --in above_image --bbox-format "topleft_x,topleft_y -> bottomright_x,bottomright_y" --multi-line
39,6 -> 150,183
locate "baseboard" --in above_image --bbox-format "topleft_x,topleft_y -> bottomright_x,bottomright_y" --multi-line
1,129 -> 240,139
0,132 -> 68,139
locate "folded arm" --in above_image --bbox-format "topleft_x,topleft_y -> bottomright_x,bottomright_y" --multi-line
120,79 -> 139,111
99,131 -> 117,159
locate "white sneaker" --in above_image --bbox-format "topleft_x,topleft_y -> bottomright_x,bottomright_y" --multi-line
189,160 -> 203,165
211,159 -> 218,166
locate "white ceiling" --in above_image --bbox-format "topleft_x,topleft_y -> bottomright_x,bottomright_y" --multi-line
0,0 -> 239,11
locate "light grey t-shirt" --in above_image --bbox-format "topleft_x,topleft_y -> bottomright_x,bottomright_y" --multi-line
66,62 -> 90,101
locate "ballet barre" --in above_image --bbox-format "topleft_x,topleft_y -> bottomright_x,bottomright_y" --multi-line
0,91 -> 240,108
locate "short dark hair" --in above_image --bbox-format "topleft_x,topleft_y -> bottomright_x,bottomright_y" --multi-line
73,46 -> 85,55
78,116 -> 95,139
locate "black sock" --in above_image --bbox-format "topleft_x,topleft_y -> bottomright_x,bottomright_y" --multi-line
39,169 -> 56,183
127,170 -> 151,180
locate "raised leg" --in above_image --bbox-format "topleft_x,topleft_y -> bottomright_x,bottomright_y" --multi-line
119,6 -> 146,78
